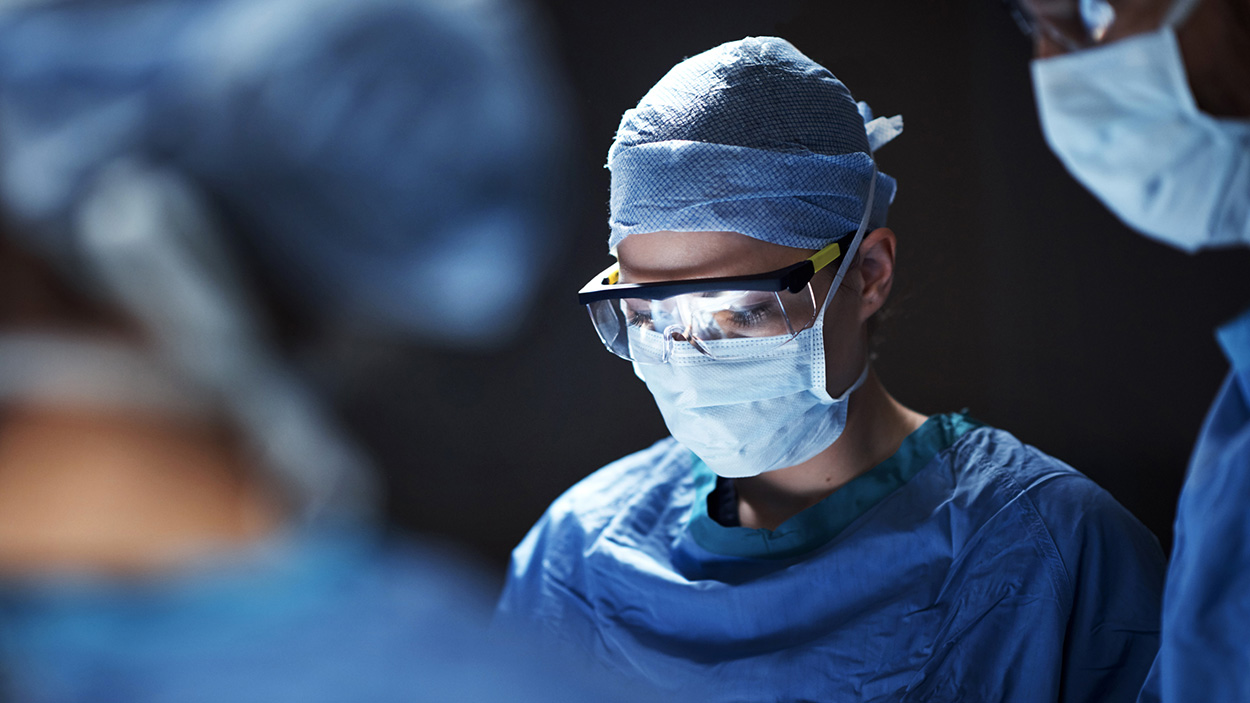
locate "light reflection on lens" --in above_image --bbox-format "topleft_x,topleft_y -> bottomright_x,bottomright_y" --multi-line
590,283 -> 821,363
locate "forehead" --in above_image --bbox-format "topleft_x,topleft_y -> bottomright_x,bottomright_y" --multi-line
616,230 -> 816,283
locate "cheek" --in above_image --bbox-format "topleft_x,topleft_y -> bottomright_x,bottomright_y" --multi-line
820,294 -> 868,394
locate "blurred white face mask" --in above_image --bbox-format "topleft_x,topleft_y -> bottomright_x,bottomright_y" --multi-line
1031,27 -> 1250,252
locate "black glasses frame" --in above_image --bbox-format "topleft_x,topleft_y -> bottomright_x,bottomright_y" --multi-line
577,238 -> 849,305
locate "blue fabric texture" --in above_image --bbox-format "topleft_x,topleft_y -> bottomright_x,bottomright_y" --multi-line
1140,305 -> 1250,703
607,36 -> 902,252
0,526 -> 636,703
499,415 -> 1165,702
0,0 -> 564,345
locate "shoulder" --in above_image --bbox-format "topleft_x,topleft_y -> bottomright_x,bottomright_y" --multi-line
907,424 -> 1162,702
942,425 -> 1083,494
943,425 -> 1164,592
535,437 -> 694,543
497,437 -> 692,627
506,437 -> 694,557
944,425 -> 1134,516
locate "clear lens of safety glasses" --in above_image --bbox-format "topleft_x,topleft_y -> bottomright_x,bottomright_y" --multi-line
1004,0 -> 1118,51
586,284 -> 819,363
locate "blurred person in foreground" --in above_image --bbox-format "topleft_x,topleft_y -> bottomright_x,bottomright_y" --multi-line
0,0 -> 623,700
1005,0 -> 1249,700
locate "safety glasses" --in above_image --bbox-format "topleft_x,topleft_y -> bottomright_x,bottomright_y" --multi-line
1002,0 -> 1118,52
578,239 -> 849,364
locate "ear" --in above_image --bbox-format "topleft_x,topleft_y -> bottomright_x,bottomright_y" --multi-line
853,227 -> 895,323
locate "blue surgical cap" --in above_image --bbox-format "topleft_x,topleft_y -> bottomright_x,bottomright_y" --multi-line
0,0 -> 564,346
607,36 -> 902,252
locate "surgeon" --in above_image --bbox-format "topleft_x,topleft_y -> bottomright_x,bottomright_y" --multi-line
1007,0 -> 1250,700
0,0 -> 636,700
497,36 -> 1166,702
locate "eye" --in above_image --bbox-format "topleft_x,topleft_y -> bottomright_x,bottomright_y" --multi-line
716,304 -> 776,330
623,305 -> 654,329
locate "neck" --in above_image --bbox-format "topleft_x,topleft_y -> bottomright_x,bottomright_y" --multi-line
0,404 -> 283,576
733,370 -> 926,530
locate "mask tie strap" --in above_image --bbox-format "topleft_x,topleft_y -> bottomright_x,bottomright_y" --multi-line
1163,0 -> 1202,29
817,161 -> 878,320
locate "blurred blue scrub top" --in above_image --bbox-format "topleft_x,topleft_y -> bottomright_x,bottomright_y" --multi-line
0,526 -> 625,703
499,413 -> 1165,702
1142,307 -> 1250,703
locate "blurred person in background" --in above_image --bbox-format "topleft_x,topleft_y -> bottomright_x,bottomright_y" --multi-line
1006,0 -> 1249,700
498,36 -> 1165,702
0,0 -> 630,700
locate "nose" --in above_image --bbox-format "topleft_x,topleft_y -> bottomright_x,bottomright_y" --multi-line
661,323 -> 714,362
661,324 -> 684,363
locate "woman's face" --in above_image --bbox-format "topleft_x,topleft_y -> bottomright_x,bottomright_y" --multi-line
616,230 -> 881,397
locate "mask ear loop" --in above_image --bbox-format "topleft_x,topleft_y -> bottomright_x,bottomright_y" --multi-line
814,161 -> 878,325
807,161 -> 877,404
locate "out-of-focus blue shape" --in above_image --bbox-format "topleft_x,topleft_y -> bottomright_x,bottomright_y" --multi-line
1139,306 -> 1250,703
0,0 -> 565,347
0,527 -> 629,703
500,413 -> 1165,702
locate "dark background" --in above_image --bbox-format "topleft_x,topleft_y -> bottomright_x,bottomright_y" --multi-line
340,0 -> 1250,579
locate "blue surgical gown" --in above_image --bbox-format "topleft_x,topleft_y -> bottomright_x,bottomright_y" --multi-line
0,525 -> 632,702
1141,307 -> 1250,703
499,413 -> 1165,702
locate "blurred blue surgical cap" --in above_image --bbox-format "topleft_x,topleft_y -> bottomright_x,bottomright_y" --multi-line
608,36 -> 901,252
0,0 -> 565,346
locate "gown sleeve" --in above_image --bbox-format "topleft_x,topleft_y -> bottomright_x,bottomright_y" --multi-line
1039,472 -> 1166,703
1154,367 -> 1250,702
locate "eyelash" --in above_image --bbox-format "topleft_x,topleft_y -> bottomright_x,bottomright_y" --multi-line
624,302 -> 776,330
722,305 -> 771,327
626,309 -> 653,328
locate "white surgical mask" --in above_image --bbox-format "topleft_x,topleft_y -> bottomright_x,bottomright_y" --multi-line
1031,26 -> 1250,252
628,165 -> 877,479
631,277 -> 870,479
